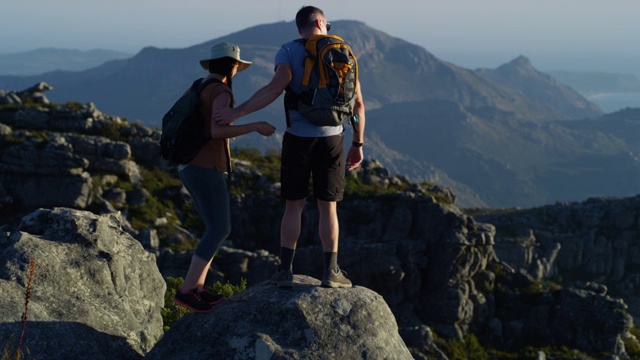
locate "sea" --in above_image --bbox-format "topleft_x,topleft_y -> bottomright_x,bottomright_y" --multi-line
587,92 -> 640,114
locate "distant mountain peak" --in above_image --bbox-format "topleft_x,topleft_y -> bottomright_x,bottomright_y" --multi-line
509,55 -> 532,66
475,54 -> 603,120
500,55 -> 535,73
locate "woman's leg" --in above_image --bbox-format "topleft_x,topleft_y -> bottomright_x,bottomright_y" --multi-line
178,165 -> 230,291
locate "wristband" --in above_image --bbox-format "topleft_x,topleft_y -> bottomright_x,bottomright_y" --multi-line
352,141 -> 363,148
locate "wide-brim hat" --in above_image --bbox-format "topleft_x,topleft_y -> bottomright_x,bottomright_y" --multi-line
199,43 -> 252,72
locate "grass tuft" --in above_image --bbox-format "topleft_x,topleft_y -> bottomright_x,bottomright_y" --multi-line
1,258 -> 35,360
18,258 -> 35,351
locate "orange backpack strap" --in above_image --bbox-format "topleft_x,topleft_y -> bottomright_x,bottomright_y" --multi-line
301,36 -> 319,87
303,34 -> 351,88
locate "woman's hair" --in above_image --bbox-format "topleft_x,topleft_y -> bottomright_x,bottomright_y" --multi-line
208,57 -> 238,89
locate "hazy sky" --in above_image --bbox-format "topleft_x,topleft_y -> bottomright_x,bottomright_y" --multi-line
3,0 -> 639,74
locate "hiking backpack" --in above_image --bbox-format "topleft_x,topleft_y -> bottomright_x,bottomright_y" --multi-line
159,78 -> 220,164
285,34 -> 358,127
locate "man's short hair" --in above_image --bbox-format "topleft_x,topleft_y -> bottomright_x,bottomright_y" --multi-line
296,6 -> 324,30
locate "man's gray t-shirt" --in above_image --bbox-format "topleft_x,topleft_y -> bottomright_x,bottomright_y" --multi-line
275,39 -> 344,138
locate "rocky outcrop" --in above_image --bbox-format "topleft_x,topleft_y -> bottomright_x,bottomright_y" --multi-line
0,83 -> 158,224
0,207 -> 418,360
1,201 -> 636,359
146,275 -> 413,360
218,190 -> 636,358
471,267 -> 635,356
476,196 -> 640,321
226,192 -> 496,339
0,82 -> 53,105
0,208 -> 165,359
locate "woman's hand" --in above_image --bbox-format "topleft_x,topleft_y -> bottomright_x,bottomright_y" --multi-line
255,121 -> 276,136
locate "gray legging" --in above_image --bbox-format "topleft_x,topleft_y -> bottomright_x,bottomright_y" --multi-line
179,165 -> 231,260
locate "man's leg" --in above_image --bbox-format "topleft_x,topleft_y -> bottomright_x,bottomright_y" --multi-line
272,198 -> 306,287
317,199 -> 339,253
318,199 -> 352,288
281,198 -> 306,250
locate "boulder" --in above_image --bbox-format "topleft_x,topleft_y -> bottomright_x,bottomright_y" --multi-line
146,275 -> 412,360
0,208 -> 165,359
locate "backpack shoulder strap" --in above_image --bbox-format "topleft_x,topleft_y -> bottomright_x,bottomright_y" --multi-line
300,35 -> 347,87
188,78 -> 203,93
197,77 -> 223,92
301,37 -> 320,87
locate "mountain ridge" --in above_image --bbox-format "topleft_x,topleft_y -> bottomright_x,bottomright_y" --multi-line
0,20 -> 598,125
3,20 -> 635,209
476,55 -> 602,119
0,47 -> 132,75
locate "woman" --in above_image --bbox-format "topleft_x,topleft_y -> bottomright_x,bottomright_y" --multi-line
173,43 -> 276,313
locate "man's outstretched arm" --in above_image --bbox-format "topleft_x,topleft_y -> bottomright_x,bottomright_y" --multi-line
214,64 -> 292,125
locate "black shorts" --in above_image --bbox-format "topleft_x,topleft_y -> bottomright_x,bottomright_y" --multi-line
280,132 -> 346,202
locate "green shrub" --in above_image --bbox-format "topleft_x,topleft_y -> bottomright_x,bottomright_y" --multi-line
140,167 -> 181,193
520,279 -> 562,297
0,102 -> 50,112
0,104 -> 20,112
161,276 -> 247,331
210,278 -> 247,298
96,121 -> 127,141
128,193 -> 175,228
0,134 -> 25,150
122,165 -> 207,250
161,277 -> 192,331
625,326 -> 640,356
432,331 -> 597,360
229,147 -> 281,195
127,166 -> 183,231
343,175 -> 409,199
433,333 -> 489,360
64,101 -> 85,111
486,344 -> 593,359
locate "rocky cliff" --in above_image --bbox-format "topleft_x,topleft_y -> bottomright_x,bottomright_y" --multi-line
0,84 -> 638,359
475,196 -> 640,322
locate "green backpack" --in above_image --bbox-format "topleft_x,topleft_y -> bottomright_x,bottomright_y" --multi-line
285,34 -> 358,127
159,78 -> 220,164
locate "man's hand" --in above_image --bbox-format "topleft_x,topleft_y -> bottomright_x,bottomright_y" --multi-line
346,146 -> 363,171
213,106 -> 238,125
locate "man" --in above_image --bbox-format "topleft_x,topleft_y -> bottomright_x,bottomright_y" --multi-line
214,6 -> 366,288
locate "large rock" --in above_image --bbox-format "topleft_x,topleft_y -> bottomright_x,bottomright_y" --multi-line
146,275 -> 413,360
0,208 -> 165,359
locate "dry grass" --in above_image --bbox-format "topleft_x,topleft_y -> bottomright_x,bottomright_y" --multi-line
1,257 -> 35,360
